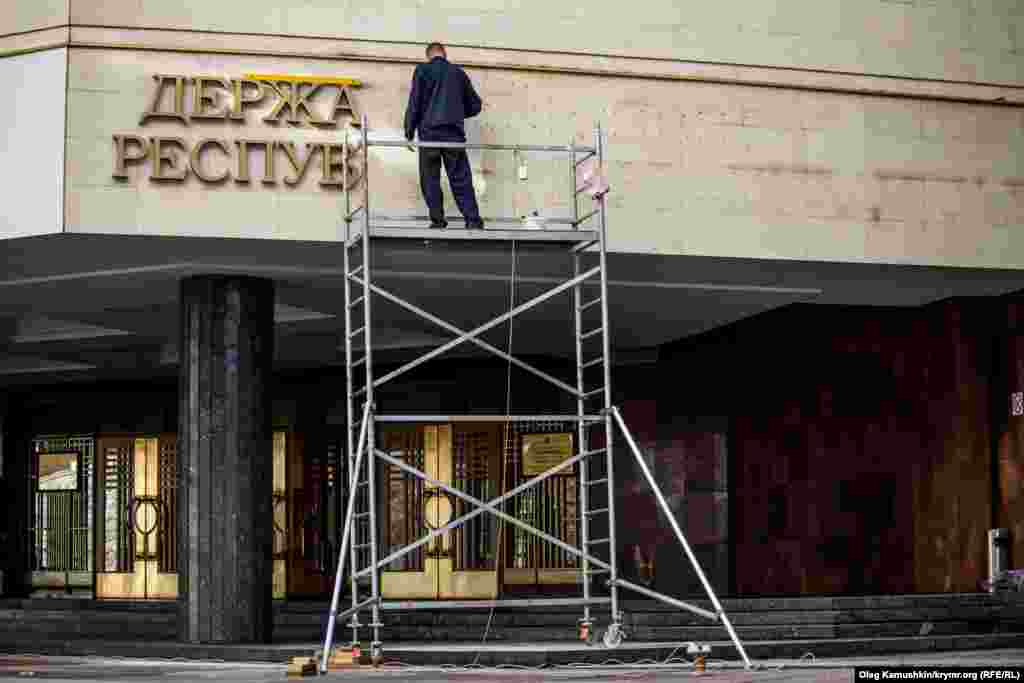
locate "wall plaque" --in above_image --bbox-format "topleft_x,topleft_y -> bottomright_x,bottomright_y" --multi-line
522,433 -> 574,476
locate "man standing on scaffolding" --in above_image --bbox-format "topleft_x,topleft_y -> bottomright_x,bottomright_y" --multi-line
404,42 -> 486,229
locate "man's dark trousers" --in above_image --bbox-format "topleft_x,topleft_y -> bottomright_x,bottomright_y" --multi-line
418,133 -> 482,227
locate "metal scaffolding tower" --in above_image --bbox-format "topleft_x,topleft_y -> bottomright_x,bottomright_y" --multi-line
320,115 -> 752,672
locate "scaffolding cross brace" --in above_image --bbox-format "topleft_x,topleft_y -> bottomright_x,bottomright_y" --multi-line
319,115 -> 752,672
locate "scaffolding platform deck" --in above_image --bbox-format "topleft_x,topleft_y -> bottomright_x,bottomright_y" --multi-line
353,223 -> 598,244
374,414 -> 605,423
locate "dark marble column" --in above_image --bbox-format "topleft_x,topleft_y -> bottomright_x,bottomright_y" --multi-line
177,276 -> 274,643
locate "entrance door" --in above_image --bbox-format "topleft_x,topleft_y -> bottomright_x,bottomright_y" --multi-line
93,430 -> 338,601
95,435 -> 177,599
380,424 -> 500,599
502,422 -> 580,591
273,430 -> 342,599
30,435 -> 96,595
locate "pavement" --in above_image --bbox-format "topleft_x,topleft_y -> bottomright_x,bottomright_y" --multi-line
2,650 -> 1024,683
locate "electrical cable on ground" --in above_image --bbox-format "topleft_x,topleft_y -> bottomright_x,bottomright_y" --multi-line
2,648 -> 820,673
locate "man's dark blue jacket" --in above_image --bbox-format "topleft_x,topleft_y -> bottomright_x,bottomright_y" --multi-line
404,56 -> 482,142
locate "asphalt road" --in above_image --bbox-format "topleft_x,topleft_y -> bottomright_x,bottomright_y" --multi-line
4,651 -> 1024,683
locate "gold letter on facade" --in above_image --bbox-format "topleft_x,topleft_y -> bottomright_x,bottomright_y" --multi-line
229,80 -> 266,121
325,86 -> 357,128
320,143 -> 361,188
234,140 -> 274,184
150,137 -> 189,181
191,77 -> 231,121
235,139 -> 253,183
112,134 -> 150,179
262,81 -> 328,126
189,138 -> 231,182
140,75 -> 189,125
260,141 -> 277,184
280,142 -> 319,185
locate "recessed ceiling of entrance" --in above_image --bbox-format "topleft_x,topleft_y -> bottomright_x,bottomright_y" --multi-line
1,233 -> 1023,382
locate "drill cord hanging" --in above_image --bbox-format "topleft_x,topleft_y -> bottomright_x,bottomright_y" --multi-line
472,238 -> 518,662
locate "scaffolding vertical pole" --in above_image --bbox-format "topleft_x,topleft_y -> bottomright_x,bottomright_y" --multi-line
611,407 -> 752,668
320,407 -> 369,674
570,141 -> 592,633
360,114 -> 383,656
344,129 -> 364,649
595,122 -> 620,635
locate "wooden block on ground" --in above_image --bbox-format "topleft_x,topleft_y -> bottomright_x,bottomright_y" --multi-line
287,656 -> 317,677
328,648 -> 360,670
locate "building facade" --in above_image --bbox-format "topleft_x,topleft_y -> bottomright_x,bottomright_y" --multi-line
1,1 -> 1023,643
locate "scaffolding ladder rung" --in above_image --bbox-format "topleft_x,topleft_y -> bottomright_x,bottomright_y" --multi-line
573,209 -> 599,227
348,265 -> 364,278
349,326 -> 365,339
583,386 -> 605,399
588,538 -> 610,546
354,512 -> 371,519
346,206 -> 365,222
578,297 -> 602,313
586,569 -> 611,575
571,239 -> 599,254
581,357 -> 604,370
580,326 -> 603,341
585,507 -> 609,517
587,477 -> 608,486
354,543 -> 372,550
349,295 -> 365,309
351,356 -> 367,367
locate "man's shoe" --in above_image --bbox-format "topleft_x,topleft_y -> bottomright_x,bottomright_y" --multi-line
429,220 -> 448,229
465,220 -> 485,230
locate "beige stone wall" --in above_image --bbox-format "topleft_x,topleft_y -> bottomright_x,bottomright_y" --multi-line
65,0 -> 1023,86
1,48 -> 66,239
65,47 -> 1024,267
1,0 -> 68,37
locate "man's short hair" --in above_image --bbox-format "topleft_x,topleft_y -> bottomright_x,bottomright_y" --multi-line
426,42 -> 446,58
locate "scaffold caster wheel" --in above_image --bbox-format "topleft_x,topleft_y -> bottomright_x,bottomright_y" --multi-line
579,621 -> 591,644
602,623 -> 623,649
370,643 -> 383,667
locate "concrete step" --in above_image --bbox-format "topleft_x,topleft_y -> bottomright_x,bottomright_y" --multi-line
273,604 -> 1024,628
273,618 -> 1011,643
6,594 -> 1024,645
7,593 -> 1015,614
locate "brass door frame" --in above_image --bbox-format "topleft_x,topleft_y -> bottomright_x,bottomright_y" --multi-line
94,429 -> 326,602
95,435 -> 177,600
381,424 -> 499,599
380,425 -> 435,598
30,435 -> 95,593
502,425 -> 580,590
274,430 -> 330,599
